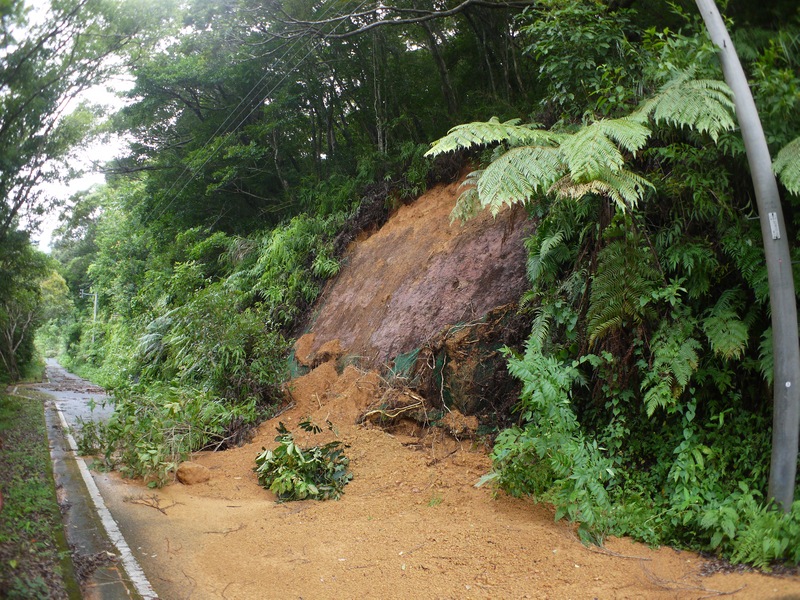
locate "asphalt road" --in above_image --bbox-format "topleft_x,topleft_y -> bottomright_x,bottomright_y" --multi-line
31,360 -> 158,600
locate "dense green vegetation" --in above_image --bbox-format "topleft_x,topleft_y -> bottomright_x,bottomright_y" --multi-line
432,0 -> 800,567
0,391 -> 79,599
3,0 -> 800,571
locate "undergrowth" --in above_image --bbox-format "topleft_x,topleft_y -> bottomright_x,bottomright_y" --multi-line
68,210 -> 348,485
0,393 -> 79,599
482,197 -> 800,570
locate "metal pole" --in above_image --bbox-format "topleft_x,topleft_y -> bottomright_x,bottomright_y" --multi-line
696,0 -> 800,511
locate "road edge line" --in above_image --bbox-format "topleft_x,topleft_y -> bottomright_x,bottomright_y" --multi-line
54,403 -> 159,600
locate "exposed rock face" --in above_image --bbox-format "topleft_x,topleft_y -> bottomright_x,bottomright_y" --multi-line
307,179 -> 531,366
176,461 -> 211,485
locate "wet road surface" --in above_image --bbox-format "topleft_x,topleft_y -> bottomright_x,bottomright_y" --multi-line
25,360 -> 157,599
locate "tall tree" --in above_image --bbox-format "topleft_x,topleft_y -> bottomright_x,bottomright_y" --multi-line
0,0 -> 174,241
0,231 -> 49,380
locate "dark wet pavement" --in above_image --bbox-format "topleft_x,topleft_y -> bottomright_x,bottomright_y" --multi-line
35,358 -> 113,432
25,360 -> 155,599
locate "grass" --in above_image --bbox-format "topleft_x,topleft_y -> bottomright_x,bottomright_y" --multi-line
0,391 -> 80,599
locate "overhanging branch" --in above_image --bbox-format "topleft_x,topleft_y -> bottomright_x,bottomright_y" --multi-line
272,0 -> 535,40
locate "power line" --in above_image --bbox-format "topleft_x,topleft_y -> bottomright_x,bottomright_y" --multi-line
143,1 -> 368,225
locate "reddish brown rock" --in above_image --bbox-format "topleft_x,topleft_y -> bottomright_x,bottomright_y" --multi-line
293,333 -> 316,367
306,180 -> 531,366
176,461 -> 211,485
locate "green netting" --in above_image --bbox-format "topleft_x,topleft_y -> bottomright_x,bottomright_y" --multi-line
390,347 -> 421,379
287,350 -> 309,379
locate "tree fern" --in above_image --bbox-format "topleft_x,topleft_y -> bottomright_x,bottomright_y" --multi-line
773,135 -> 800,195
475,145 -> 564,215
449,171 -> 482,223
427,69 -> 735,217
559,117 -> 651,181
633,72 -> 736,142
549,168 -> 654,209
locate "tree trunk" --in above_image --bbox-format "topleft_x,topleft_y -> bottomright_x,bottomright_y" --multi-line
696,0 -> 800,511
418,21 -> 458,115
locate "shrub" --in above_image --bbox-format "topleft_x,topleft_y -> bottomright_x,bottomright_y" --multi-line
254,419 -> 352,502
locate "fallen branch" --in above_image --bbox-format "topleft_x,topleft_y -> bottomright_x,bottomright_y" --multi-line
203,524 -> 246,536
124,494 -> 180,515
641,565 -> 746,597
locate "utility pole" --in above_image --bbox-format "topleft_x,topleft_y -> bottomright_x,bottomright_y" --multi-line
79,288 -> 98,344
696,0 -> 800,511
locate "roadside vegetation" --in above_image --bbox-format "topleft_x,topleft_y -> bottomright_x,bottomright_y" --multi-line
0,391 -> 79,599
1,0 -> 799,574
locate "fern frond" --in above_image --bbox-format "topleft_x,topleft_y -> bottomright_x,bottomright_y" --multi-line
641,319 -> 701,417
476,145 -> 564,215
702,287 -> 749,361
450,171 -> 483,223
759,327 -> 774,386
586,236 -> 660,346
550,168 -> 654,210
559,117 -> 651,181
774,136 -> 800,195
425,117 -> 561,157
634,72 -> 736,142
529,308 -> 553,349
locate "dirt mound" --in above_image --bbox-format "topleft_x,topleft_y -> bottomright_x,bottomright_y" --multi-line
97,358 -> 800,599
304,178 -> 532,367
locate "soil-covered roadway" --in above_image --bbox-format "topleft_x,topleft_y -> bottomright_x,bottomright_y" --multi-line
31,359 -> 800,600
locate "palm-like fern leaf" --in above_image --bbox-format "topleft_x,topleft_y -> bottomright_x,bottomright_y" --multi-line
475,145 -> 564,215
633,73 -> 736,142
425,117 -> 560,157
450,180 -> 481,223
550,168 -> 654,210
773,135 -> 800,195
429,69 -> 732,217
559,118 -> 651,181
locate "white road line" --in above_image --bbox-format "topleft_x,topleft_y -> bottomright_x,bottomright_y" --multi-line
54,403 -> 159,600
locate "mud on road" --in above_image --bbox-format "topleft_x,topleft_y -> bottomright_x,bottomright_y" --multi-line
76,360 -> 800,599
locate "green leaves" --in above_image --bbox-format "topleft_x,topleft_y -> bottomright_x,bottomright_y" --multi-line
633,73 -> 736,142
774,135 -> 800,195
560,118 -> 651,180
586,234 -> 660,347
427,69 -> 739,220
254,420 -> 352,502
701,289 -> 750,361
641,320 -> 701,417
473,146 -> 562,214
430,115 -> 656,216
425,117 -> 560,157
